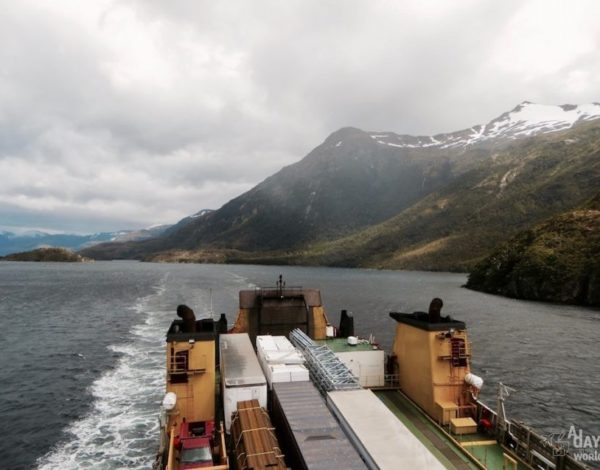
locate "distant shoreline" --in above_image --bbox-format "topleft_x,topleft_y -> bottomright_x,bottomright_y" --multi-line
0,247 -> 92,263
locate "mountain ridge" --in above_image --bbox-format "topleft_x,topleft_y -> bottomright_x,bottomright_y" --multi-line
80,102 -> 600,271
368,102 -> 600,150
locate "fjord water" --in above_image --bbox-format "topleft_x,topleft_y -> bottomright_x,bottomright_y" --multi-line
0,262 -> 598,469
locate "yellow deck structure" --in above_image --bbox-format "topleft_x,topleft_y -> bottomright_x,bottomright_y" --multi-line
156,318 -> 228,470
166,328 -> 216,424
390,310 -> 476,425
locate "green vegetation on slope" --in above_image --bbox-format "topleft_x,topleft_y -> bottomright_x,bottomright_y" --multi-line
279,123 -> 600,271
465,194 -> 600,306
82,121 -> 600,273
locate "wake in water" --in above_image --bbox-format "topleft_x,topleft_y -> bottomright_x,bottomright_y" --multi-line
37,278 -> 170,470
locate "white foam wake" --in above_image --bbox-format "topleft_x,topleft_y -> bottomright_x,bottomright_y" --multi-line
37,278 -> 170,470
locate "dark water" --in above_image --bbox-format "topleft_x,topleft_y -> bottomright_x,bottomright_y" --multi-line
0,262 -> 598,469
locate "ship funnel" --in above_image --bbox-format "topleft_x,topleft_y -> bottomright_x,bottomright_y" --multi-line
428,298 -> 443,323
339,310 -> 354,338
177,304 -> 197,333
217,313 -> 228,334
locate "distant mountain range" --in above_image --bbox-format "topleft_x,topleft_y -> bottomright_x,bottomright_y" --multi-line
81,102 -> 600,273
0,225 -> 171,256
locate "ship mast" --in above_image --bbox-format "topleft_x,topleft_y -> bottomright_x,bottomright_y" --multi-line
496,382 -> 516,435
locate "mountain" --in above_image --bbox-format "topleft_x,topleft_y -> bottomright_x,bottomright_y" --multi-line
0,225 -> 170,256
465,193 -> 600,306
82,126 -> 459,259
81,102 -> 600,270
285,119 -> 600,271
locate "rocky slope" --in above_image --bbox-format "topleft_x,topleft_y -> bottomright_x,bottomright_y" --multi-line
465,194 -> 600,306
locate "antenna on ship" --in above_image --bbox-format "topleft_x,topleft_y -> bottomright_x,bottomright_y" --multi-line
209,288 -> 214,319
497,382 -> 516,436
277,274 -> 286,298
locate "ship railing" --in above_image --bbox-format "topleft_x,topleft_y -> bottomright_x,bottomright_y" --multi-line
167,354 -> 206,376
473,400 -> 588,470
509,421 -> 588,470
169,355 -> 188,372
439,342 -> 472,360
384,373 -> 400,387
254,287 -> 305,297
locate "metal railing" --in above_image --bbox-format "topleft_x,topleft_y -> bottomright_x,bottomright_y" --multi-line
289,328 -> 361,394
383,373 -> 400,387
168,354 -> 188,374
168,353 -> 206,375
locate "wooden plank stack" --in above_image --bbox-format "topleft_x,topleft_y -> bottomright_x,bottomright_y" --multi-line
231,399 -> 288,470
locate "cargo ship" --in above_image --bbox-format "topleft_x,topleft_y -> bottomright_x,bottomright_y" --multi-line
154,277 -> 587,470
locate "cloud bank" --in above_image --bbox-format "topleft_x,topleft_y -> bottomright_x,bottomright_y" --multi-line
1,0 -> 599,232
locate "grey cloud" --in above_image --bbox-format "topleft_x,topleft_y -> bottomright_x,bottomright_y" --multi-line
1,0 -> 599,233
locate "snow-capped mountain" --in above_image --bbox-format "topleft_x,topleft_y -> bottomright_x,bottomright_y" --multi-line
369,102 -> 600,150
80,100 -> 600,267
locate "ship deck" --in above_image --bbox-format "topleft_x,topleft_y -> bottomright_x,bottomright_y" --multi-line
374,390 -> 528,470
315,337 -> 380,352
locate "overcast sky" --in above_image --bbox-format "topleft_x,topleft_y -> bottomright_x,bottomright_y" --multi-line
1,0 -> 600,233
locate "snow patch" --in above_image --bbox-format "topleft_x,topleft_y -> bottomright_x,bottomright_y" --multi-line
190,209 -> 213,219
366,103 -> 600,151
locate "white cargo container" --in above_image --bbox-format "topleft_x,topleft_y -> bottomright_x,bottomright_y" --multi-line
256,335 -> 309,389
220,333 -> 267,433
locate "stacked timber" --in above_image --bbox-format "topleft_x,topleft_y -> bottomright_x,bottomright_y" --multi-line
231,399 -> 287,470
